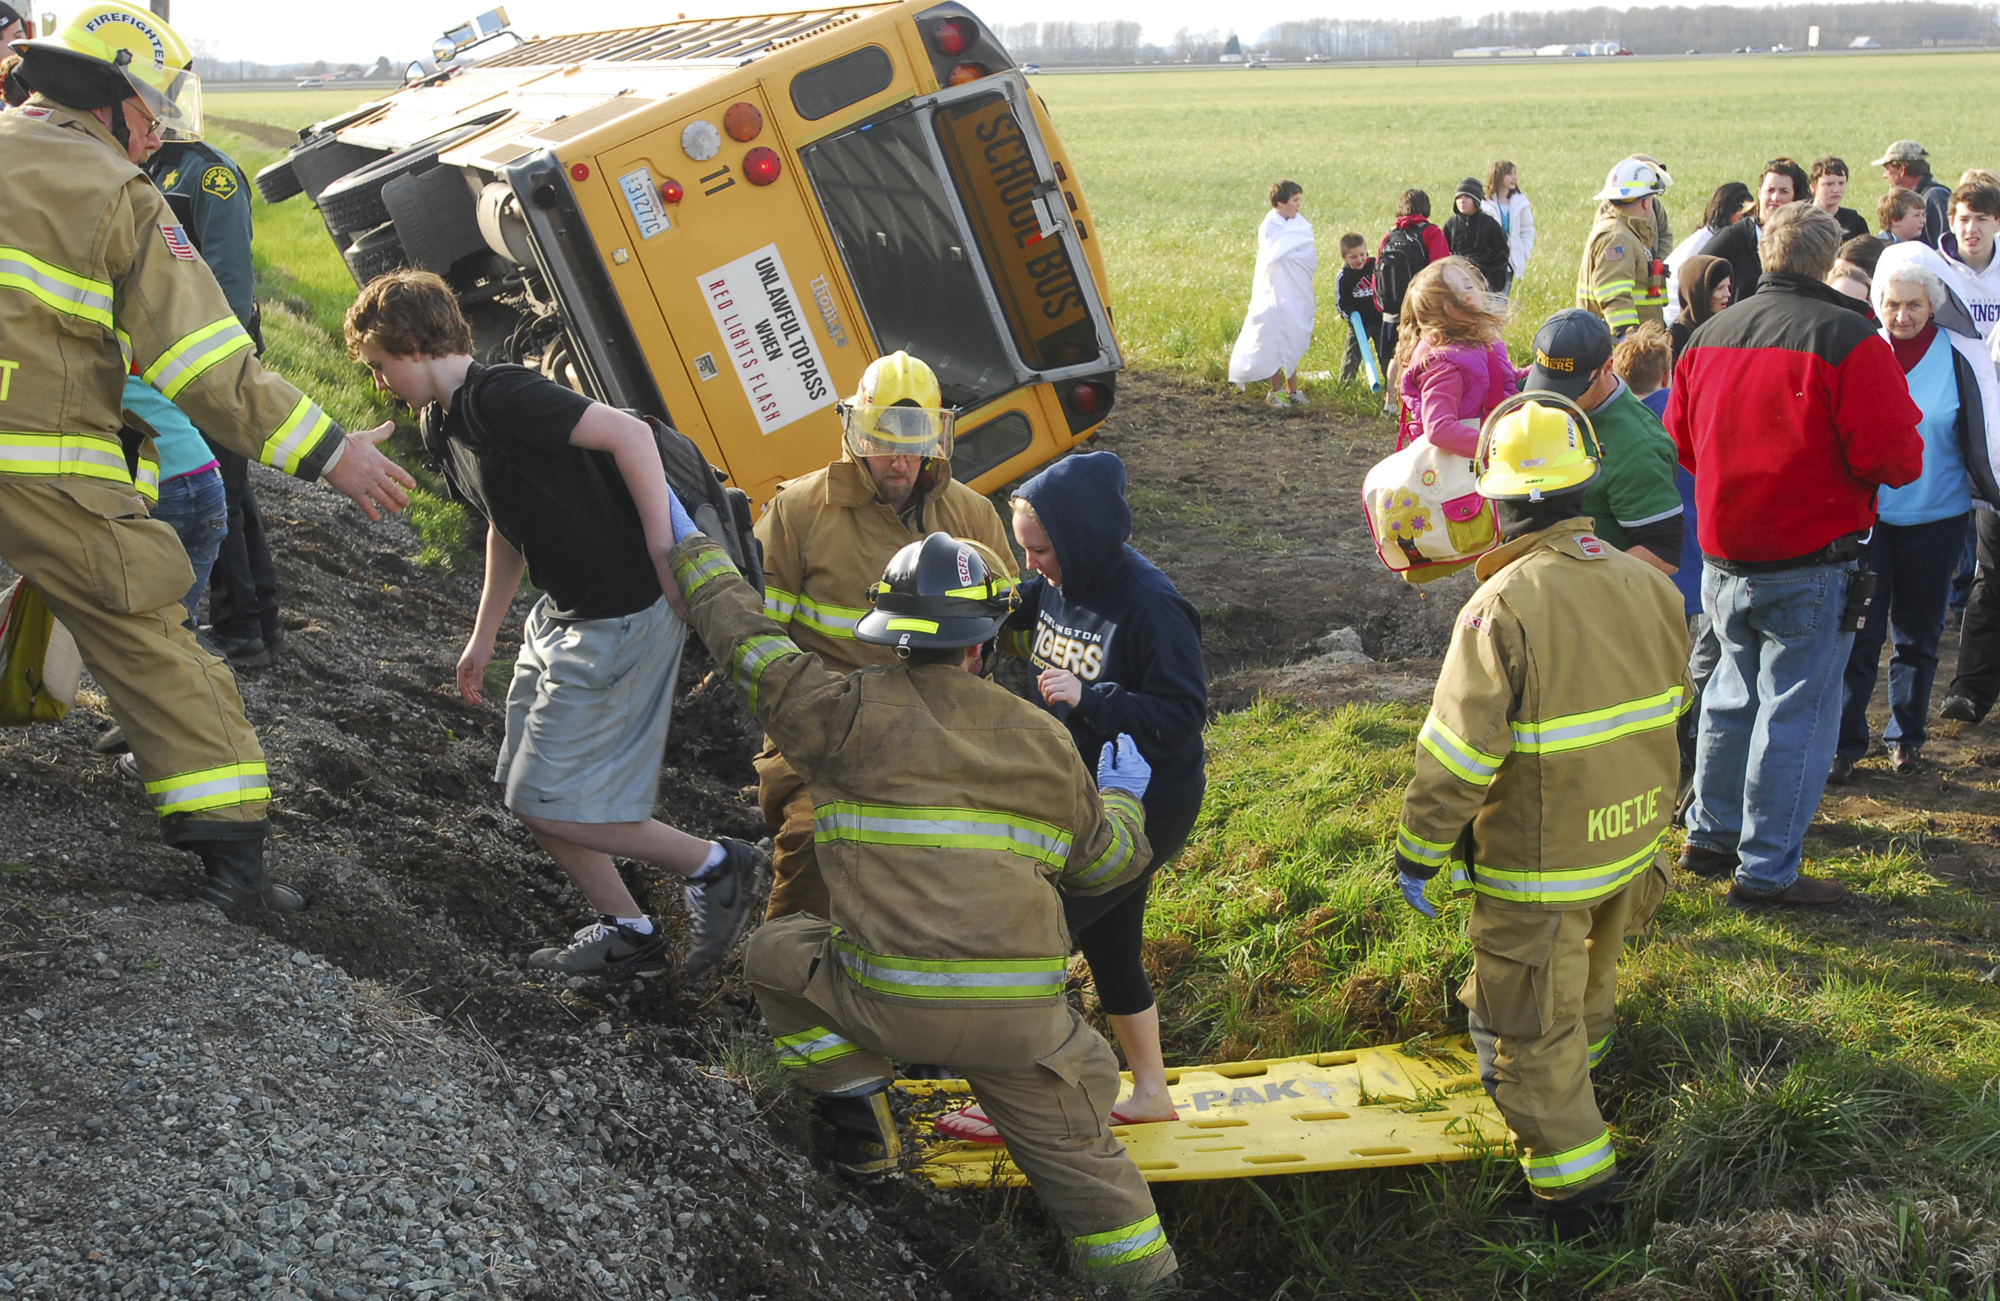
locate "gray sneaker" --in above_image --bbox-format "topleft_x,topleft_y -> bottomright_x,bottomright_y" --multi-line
528,918 -> 669,980
683,838 -> 767,979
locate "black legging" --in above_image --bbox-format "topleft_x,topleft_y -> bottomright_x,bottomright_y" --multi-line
1063,790 -> 1204,1017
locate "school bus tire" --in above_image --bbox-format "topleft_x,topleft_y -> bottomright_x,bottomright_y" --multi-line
254,156 -> 303,205
342,222 -> 411,289
314,120 -> 506,237
288,134 -> 387,205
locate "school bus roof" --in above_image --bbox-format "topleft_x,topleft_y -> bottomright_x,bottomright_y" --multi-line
476,5 -> 895,69
321,2 -> 915,166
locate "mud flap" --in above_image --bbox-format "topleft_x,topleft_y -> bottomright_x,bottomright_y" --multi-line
896,1035 -> 1512,1187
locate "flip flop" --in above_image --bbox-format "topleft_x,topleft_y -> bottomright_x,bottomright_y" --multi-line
932,1104 -> 1005,1146
1109,1103 -> 1179,1127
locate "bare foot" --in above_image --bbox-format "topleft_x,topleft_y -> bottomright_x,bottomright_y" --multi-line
1110,1088 -> 1179,1124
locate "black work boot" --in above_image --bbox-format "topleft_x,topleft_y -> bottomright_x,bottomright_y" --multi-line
1498,1169 -> 1626,1235
176,823 -> 308,912
817,1082 -> 902,1180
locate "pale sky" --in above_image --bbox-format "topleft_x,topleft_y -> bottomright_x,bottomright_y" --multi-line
168,0 -> 1478,67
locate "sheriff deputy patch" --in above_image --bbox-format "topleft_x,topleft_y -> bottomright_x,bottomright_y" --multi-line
160,224 -> 197,261
201,166 -> 239,201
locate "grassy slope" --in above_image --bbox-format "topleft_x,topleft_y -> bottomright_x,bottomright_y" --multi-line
1032,54 -> 2000,382
221,81 -> 2000,1298
208,89 -> 481,568
1137,700 -> 2000,1296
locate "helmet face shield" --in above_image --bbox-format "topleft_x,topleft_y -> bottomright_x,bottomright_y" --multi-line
121,56 -> 201,140
841,402 -> 955,462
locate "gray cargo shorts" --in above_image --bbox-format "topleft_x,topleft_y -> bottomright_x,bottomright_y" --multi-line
496,594 -> 684,824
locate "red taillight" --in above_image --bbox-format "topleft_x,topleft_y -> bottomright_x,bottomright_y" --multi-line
724,101 -> 763,142
743,148 -> 782,186
947,62 -> 989,86
932,17 -> 973,55
1068,381 -> 1109,418
569,162 -> 590,182
658,177 -> 684,204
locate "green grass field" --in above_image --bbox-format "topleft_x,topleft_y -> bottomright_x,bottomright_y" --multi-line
1032,53 -> 2000,378
1134,700 -> 2000,1296
212,73 -> 2000,1296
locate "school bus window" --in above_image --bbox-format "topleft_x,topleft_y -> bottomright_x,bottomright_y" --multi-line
791,45 -> 895,121
952,411 -> 1033,481
801,113 -> 1017,410
932,92 -> 1101,371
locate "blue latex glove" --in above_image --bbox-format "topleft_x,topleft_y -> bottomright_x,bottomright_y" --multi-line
1096,733 -> 1152,801
666,483 -> 699,543
1398,871 -> 1438,919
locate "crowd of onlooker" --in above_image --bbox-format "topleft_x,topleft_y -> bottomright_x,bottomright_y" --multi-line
1229,138 -> 2000,907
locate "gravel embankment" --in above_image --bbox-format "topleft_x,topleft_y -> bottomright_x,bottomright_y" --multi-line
0,901 -> 970,1301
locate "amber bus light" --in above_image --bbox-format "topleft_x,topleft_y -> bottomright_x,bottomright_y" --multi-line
947,62 -> 989,85
743,147 -> 783,185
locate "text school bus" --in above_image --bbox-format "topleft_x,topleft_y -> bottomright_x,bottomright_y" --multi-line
257,2 -> 1121,505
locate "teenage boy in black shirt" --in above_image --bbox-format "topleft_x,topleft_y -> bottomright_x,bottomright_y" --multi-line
344,270 -> 765,980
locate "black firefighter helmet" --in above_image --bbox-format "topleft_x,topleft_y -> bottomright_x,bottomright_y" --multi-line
855,532 -> 1017,657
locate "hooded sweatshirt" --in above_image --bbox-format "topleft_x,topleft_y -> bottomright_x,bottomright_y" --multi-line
1007,452 -> 1208,809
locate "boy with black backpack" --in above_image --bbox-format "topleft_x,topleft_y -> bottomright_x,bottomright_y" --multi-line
344,270 -> 768,982
1375,189 -> 1452,379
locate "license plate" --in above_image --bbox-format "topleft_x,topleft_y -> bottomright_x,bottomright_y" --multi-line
618,166 -> 671,240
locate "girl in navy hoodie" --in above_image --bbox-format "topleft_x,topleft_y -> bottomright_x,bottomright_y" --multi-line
934,453 -> 1207,1140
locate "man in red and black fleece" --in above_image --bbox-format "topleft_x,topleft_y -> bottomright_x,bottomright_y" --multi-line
1666,202 -> 1923,907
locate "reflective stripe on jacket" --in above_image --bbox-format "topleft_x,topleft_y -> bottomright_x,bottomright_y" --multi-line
672,534 -> 1150,1004
0,102 -> 343,501
1397,520 -> 1691,909
1575,204 -> 1665,333
753,448 -> 1016,675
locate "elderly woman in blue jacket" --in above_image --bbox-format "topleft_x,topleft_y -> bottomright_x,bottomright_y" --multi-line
1833,256 -> 2000,781
934,452 -> 1207,1141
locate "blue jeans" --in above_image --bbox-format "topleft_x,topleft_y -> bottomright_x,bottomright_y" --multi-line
1689,559 -> 1857,894
150,467 -> 227,624
1838,514 -> 1966,760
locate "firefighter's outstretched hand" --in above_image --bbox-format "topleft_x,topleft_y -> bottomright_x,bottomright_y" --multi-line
1397,870 -> 1439,919
325,421 -> 417,521
1096,733 -> 1151,800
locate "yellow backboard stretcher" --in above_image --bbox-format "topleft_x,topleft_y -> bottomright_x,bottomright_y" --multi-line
895,1036 -> 1515,1187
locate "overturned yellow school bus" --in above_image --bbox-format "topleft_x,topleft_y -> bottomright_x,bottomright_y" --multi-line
255,3 -> 1120,505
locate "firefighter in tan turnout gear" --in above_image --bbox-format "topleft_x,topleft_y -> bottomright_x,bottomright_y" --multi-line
1576,158 -> 1671,336
1393,394 -> 1689,1222
0,3 -> 414,908
664,498 -> 1177,1287
751,352 -> 1016,921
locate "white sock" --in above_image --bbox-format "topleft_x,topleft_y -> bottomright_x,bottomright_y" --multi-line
616,916 -> 655,934
698,841 -> 726,872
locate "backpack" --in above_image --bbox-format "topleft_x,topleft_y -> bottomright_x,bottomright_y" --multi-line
438,363 -> 765,594
1375,224 -> 1432,317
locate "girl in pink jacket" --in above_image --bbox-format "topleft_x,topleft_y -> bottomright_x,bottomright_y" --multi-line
1395,258 -> 1522,455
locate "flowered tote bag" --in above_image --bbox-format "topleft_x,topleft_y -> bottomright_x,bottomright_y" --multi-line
1361,438 -> 1499,584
